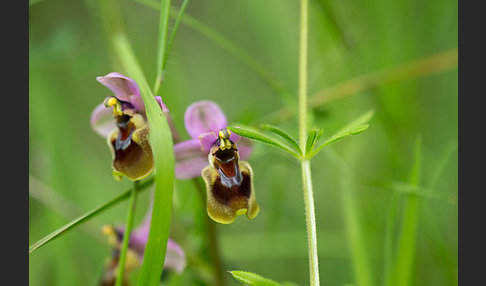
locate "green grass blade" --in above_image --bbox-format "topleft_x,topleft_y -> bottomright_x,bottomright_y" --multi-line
29,178 -> 154,254
383,191 -> 401,285
261,124 -> 303,156
153,0 -> 172,96
111,30 -> 175,286
163,0 -> 190,74
115,182 -> 138,286
388,137 -> 422,286
313,110 -> 373,155
227,126 -> 300,158
229,271 -> 282,286
254,49 -> 458,126
325,149 -> 374,286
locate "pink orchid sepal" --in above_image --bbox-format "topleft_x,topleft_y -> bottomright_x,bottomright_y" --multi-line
90,72 -> 169,181
174,101 -> 259,224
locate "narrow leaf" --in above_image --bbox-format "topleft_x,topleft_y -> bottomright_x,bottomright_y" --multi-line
29,178 -> 154,254
261,124 -> 302,156
163,0 -> 190,74
111,31 -> 175,286
227,126 -> 300,158
388,137 -> 422,286
304,128 -> 323,156
229,271 -> 282,286
313,109 -> 374,155
153,0 -> 172,95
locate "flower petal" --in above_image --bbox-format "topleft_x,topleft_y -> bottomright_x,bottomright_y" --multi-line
202,161 -> 259,224
164,239 -> 187,273
184,101 -> 227,139
97,72 -> 144,113
198,132 -> 218,152
155,96 -> 169,113
174,139 -> 211,179
90,103 -> 116,137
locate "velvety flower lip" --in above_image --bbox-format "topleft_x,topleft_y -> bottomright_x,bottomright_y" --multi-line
174,101 -> 253,179
90,72 -> 169,181
201,129 -> 259,224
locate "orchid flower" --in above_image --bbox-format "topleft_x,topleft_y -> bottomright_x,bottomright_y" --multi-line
174,101 -> 259,224
90,72 -> 169,181
99,207 -> 186,285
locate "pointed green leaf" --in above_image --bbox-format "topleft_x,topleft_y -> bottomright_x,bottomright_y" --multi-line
313,110 -> 374,155
111,30 -> 175,286
261,124 -> 303,156
227,126 -> 300,158
229,271 -> 282,286
29,177 -> 154,254
304,128 -> 323,156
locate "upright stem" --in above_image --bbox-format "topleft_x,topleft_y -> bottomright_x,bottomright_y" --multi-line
298,0 -> 309,147
301,160 -> 320,286
153,0 -> 172,95
298,0 -> 319,285
115,180 -> 139,286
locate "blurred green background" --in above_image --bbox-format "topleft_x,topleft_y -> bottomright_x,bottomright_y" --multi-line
29,0 -> 458,285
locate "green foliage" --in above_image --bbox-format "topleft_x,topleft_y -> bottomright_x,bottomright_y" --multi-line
229,270 -> 295,286
311,110 -> 374,156
261,124 -> 303,156
29,178 -> 154,254
227,126 -> 301,158
29,0 -> 458,285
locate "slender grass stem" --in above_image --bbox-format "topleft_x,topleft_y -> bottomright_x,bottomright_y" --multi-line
134,0 -> 295,106
115,181 -> 139,286
29,178 -> 154,254
163,0 -> 190,76
324,149 -> 373,286
253,48 -> 458,126
153,0 -> 172,95
388,137 -> 422,286
383,191 -> 401,285
340,168 -> 373,286
192,178 -> 225,286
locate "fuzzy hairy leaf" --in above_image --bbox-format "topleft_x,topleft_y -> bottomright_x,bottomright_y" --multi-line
227,126 -> 300,158
305,128 -> 323,156
261,124 -> 303,156
313,109 -> 374,155
229,271 -> 283,286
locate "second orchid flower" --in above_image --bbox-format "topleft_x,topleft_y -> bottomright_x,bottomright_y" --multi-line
174,101 -> 259,224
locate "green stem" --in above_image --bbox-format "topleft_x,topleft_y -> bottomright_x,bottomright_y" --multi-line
163,0 -> 190,75
193,178 -> 225,286
298,0 -> 308,147
298,0 -> 319,285
115,181 -> 139,286
153,0 -> 172,95
29,177 -> 154,254
325,149 -> 373,286
383,191 -> 400,286
301,160 -> 320,286
388,137 -> 422,286
340,166 -> 373,286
